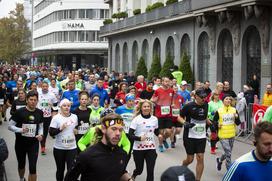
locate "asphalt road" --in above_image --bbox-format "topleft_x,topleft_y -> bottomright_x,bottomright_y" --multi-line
0,119 -> 254,181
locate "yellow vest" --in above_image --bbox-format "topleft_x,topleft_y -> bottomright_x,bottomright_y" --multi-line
217,106 -> 236,139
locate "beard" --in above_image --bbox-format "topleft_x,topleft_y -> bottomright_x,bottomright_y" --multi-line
105,132 -> 119,148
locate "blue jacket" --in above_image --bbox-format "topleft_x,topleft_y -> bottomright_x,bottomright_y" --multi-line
90,85 -> 109,107
61,89 -> 80,111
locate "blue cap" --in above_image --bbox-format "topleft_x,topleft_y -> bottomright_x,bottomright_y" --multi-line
125,94 -> 135,102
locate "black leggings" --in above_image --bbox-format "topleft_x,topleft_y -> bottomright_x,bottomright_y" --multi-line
41,117 -> 51,147
53,148 -> 77,181
132,149 -> 157,181
15,140 -> 39,174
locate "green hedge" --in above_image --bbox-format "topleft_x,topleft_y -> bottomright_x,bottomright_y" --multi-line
160,53 -> 175,78
133,9 -> 141,15
103,19 -> 113,25
136,57 -> 148,78
146,2 -> 164,13
148,54 -> 161,80
111,12 -> 128,19
166,0 -> 178,5
179,52 -> 193,84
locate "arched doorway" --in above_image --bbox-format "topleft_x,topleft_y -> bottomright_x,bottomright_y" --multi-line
153,38 -> 161,61
132,41 -> 138,71
115,43 -> 120,71
218,29 -> 233,86
123,43 -> 129,73
166,36 -> 175,58
180,34 -> 191,58
142,39 -> 149,66
198,32 -> 210,82
243,26 -> 261,84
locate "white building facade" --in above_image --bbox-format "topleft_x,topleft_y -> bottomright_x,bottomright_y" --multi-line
33,0 -> 109,70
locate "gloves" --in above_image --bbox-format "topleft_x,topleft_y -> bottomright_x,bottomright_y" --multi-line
183,122 -> 196,129
211,111 -> 215,116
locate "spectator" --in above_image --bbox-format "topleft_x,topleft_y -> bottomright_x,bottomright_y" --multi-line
262,83 -> 272,106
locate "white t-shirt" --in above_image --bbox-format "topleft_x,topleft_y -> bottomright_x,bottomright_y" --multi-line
130,114 -> 158,150
49,86 -> 60,100
50,113 -> 78,150
38,92 -> 58,117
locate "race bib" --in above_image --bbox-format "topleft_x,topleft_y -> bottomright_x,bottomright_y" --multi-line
61,135 -> 75,148
16,105 -> 25,110
22,124 -> 37,137
90,117 -> 99,126
188,119 -> 206,139
78,123 -> 89,135
161,106 -> 170,115
41,99 -> 51,117
0,99 -> 4,105
121,113 -> 133,133
222,114 -> 235,125
172,108 -> 180,117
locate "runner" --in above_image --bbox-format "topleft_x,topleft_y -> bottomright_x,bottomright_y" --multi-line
129,99 -> 159,181
8,91 -> 44,181
37,81 -> 58,155
88,94 -> 104,126
151,77 -> 174,152
214,95 -> 240,171
61,80 -> 80,111
223,121 -> 272,181
208,90 -> 223,154
170,84 -> 184,148
49,99 -> 78,181
73,91 -> 92,152
179,88 -> 209,181
10,89 -> 27,116
64,113 -> 131,181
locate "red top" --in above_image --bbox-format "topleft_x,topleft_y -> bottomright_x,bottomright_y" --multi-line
115,91 -> 126,106
134,81 -> 147,98
152,87 -> 174,118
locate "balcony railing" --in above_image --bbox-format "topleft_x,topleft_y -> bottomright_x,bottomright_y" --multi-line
100,0 -> 191,35
191,0 -> 237,10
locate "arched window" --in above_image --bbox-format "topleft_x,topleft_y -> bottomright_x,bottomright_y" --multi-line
115,43 -> 120,71
142,39 -> 149,66
132,41 -> 138,71
198,32 -> 210,82
180,34 -> 191,58
166,36 -> 175,58
153,38 -> 161,60
123,43 -> 129,72
218,29 -> 233,86
244,26 -> 261,83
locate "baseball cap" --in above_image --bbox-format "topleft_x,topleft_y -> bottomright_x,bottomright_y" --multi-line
181,81 -> 187,86
161,166 -> 195,181
195,88 -> 207,98
125,93 -> 135,102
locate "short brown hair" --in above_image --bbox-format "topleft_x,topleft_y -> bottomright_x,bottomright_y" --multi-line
254,121 -> 272,142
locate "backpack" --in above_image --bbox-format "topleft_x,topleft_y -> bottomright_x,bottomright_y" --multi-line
0,138 -> 8,162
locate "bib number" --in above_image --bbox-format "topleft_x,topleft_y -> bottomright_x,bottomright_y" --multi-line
22,124 -> 37,137
188,119 -> 206,139
0,99 -> 4,105
78,123 -> 89,135
172,108 -> 180,117
161,106 -> 170,115
222,114 -> 234,125
61,135 -> 75,148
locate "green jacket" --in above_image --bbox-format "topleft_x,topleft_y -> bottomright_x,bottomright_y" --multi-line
77,125 -> 131,154
208,100 -> 223,120
263,105 -> 272,123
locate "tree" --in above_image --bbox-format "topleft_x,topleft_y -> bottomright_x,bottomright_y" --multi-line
179,52 -> 193,84
135,56 -> 148,78
160,53 -> 175,78
148,54 -> 161,80
0,3 -> 31,64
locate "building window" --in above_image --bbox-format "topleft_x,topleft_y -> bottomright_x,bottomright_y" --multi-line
69,10 -> 77,19
86,31 -> 95,42
198,32 -> 210,82
86,9 -> 93,19
79,9 -> 86,19
69,31 -> 77,42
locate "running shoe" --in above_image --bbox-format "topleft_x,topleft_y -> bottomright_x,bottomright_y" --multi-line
216,157 -> 222,171
41,147 -> 46,155
159,145 -> 164,152
163,140 -> 169,149
171,142 -> 175,148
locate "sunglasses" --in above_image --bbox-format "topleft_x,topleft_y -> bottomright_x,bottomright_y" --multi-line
103,119 -> 124,127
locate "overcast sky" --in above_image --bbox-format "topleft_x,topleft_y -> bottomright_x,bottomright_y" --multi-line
0,0 -> 24,18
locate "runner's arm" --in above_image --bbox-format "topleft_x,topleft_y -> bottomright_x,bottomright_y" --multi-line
8,120 -> 23,133
119,131 -> 131,154
77,128 -> 94,151
128,128 -> 141,141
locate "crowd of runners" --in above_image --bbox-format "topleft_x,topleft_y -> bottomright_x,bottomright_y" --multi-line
0,64 -> 271,181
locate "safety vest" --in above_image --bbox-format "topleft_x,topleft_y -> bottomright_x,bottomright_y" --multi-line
217,106 -> 236,139
89,106 -> 104,125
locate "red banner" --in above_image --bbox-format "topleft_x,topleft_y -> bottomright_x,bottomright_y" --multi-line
252,104 -> 268,127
